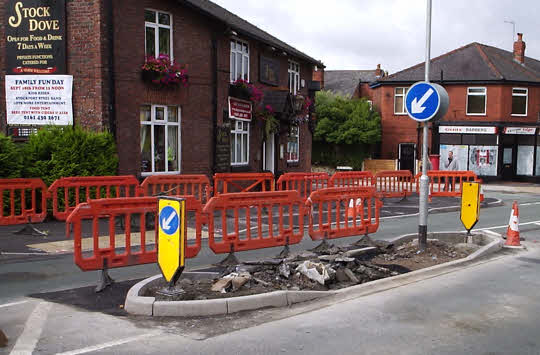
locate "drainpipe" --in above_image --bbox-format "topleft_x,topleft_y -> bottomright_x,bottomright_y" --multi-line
106,0 -> 116,138
211,34 -> 218,175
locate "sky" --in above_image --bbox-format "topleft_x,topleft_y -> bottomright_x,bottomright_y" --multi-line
211,0 -> 540,74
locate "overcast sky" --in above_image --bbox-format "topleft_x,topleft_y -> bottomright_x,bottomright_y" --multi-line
212,0 -> 540,74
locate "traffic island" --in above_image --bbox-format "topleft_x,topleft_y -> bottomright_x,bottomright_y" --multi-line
125,230 -> 505,317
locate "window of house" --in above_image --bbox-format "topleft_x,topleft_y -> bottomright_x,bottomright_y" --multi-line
140,105 -> 180,174
145,9 -> 172,58
288,61 -> 300,95
512,88 -> 528,116
287,125 -> 300,162
466,87 -> 487,115
394,87 -> 408,114
230,39 -> 249,82
231,119 -> 249,165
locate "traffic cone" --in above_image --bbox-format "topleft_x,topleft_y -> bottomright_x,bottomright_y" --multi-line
346,198 -> 362,219
505,201 -> 521,247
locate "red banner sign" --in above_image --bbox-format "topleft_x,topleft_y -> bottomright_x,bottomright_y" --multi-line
228,97 -> 252,120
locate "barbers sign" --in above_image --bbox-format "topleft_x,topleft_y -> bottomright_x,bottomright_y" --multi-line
5,0 -> 66,74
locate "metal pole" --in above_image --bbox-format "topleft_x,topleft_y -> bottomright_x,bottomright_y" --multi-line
418,0 -> 432,251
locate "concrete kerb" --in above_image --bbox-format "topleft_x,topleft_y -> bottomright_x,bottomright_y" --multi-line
125,230 -> 505,317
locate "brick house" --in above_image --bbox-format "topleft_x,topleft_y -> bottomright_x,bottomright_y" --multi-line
370,34 -> 540,180
1,0 -> 324,178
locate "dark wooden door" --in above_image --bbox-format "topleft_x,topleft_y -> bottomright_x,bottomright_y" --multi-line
399,143 -> 416,173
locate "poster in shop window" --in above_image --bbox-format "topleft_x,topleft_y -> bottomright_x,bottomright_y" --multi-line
439,145 -> 469,172
5,0 -> 66,74
468,146 -> 498,176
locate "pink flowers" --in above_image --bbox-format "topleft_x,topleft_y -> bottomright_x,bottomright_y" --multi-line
231,79 -> 263,104
141,54 -> 188,87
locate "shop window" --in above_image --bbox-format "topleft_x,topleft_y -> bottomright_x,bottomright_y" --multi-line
511,88 -> 528,116
140,105 -> 180,174
394,87 -> 408,114
287,125 -> 300,163
288,60 -> 300,95
231,119 -> 249,165
517,145 -> 534,176
466,87 -> 486,115
145,9 -> 172,58
230,39 -> 249,82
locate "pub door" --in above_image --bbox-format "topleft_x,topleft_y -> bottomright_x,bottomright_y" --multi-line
502,145 -> 516,180
399,143 -> 416,174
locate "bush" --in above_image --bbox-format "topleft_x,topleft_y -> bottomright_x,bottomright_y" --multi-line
312,142 -> 369,170
0,133 -> 23,178
21,126 -> 118,185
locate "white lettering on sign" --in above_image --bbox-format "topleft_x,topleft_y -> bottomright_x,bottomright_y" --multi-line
5,74 -> 73,126
439,126 -> 497,134
503,127 -> 536,135
228,97 -> 252,121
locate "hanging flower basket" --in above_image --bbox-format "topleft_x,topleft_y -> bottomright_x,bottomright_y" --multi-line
229,79 -> 263,104
141,54 -> 188,87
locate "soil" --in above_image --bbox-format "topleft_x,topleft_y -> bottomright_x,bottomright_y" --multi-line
145,238 -> 474,302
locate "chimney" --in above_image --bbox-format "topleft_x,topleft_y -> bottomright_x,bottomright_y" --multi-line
375,64 -> 382,78
514,33 -> 526,64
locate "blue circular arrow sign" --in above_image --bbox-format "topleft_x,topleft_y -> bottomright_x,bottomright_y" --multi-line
159,206 -> 179,236
405,82 -> 442,122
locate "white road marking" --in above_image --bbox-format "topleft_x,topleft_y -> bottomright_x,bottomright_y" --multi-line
520,202 -> 540,206
0,300 -> 29,309
474,220 -> 540,231
56,333 -> 156,355
9,301 -> 52,355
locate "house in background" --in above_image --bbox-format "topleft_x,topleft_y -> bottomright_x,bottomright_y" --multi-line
324,65 -> 385,105
370,34 -> 540,181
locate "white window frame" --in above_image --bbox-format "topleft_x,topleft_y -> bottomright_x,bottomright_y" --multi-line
288,60 -> 300,95
230,38 -> 250,82
231,119 -> 250,166
140,105 -> 181,176
394,87 -> 408,115
145,9 -> 173,59
287,125 -> 300,163
511,87 -> 528,116
466,87 -> 487,116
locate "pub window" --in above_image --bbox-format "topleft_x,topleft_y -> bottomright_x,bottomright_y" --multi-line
394,87 -> 409,114
145,9 -> 172,58
511,88 -> 528,116
287,125 -> 300,163
466,87 -> 487,115
231,119 -> 249,165
140,105 -> 181,175
288,60 -> 300,95
230,39 -> 249,82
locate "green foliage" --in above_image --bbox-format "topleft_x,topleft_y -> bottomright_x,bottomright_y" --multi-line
312,142 -> 370,171
0,133 -> 23,178
21,126 -> 118,185
314,91 -> 381,145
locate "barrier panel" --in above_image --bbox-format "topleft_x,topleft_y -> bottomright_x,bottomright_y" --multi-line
276,172 -> 331,201
374,170 -> 414,198
306,187 -> 382,241
213,172 -> 274,196
66,196 -> 202,271
140,174 -> 211,204
415,171 -> 484,201
203,191 -> 305,254
49,175 -> 142,221
0,178 -> 48,225
330,171 -> 374,188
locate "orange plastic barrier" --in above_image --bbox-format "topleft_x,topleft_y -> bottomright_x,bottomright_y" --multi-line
374,170 -> 414,198
0,178 -> 48,225
306,187 -> 382,241
415,171 -> 484,201
329,171 -> 374,188
203,191 -> 305,254
49,176 -> 142,221
140,174 -> 211,204
66,196 -> 202,271
213,172 -> 274,196
276,172 -> 331,201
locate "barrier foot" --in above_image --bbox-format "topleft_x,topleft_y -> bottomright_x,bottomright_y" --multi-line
275,237 -> 290,259
95,260 -> 114,293
354,233 -> 376,247
14,219 -> 48,237
215,252 -> 239,266
309,238 -> 332,254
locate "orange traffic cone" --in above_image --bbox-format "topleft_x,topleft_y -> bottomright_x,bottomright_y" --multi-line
346,198 -> 362,219
505,201 -> 521,247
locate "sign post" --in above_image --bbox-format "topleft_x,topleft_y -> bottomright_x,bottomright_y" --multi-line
157,196 -> 186,297
405,0 -> 449,251
461,182 -> 480,240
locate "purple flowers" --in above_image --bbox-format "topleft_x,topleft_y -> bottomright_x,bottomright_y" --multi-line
142,54 -> 188,87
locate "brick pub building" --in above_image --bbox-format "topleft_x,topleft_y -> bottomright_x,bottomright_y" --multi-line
370,34 -> 540,181
0,0 -> 323,178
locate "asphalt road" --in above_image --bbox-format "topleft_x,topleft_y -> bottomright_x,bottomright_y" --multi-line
1,190 -> 540,354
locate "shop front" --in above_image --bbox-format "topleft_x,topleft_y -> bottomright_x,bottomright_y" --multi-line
435,125 -> 540,180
